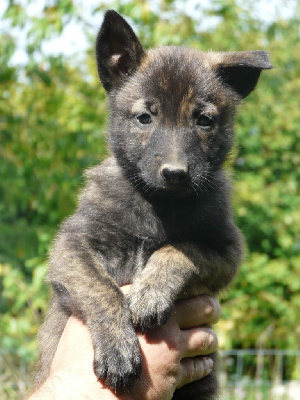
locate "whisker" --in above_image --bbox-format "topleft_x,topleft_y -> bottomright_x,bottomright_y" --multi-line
189,182 -> 199,196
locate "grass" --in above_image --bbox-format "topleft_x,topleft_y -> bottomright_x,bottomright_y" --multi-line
0,352 -> 33,399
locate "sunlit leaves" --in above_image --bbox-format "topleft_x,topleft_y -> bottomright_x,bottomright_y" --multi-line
0,0 -> 299,361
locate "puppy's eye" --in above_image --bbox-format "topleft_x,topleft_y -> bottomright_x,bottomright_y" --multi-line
196,115 -> 213,128
137,113 -> 152,125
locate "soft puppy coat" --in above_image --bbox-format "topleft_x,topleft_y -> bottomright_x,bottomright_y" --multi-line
36,10 -> 273,399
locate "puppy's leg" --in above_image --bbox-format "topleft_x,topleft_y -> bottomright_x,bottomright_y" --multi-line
45,235 -> 142,392
128,239 -> 241,332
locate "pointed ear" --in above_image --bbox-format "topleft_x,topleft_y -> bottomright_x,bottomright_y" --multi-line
215,51 -> 273,98
96,10 -> 145,92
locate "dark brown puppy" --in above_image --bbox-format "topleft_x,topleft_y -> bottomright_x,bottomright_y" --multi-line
36,10 -> 272,399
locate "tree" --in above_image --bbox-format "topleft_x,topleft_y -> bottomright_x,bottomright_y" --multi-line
0,0 -> 299,371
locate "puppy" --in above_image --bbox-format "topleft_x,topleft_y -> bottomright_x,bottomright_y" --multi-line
36,10 -> 272,399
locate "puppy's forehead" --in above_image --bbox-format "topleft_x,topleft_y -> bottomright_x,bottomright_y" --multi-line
115,47 -> 231,113
138,47 -> 220,99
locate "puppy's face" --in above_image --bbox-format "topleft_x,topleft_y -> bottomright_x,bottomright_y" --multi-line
96,11 -> 272,197
109,47 -> 236,196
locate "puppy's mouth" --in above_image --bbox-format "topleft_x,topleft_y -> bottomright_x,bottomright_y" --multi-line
130,169 -> 199,197
162,180 -> 192,193
140,176 -> 194,197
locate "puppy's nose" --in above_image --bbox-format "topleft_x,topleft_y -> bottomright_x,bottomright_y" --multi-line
160,164 -> 188,184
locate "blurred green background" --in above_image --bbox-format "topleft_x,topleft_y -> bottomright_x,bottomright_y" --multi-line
0,0 -> 299,398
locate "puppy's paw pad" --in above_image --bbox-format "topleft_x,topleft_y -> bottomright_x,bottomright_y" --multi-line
93,335 -> 142,392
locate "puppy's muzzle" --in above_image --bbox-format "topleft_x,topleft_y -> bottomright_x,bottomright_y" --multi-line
160,164 -> 189,185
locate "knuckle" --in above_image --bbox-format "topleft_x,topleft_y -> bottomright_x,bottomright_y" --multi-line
183,358 -> 198,382
187,358 -> 198,380
168,363 -> 181,380
167,361 -> 182,388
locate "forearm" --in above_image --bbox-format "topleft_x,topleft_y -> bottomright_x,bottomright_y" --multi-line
29,374 -> 120,400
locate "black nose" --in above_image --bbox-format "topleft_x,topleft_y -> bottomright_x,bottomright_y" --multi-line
160,164 -> 188,184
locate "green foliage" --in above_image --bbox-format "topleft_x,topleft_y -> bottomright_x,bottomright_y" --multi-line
218,9 -> 300,350
0,0 -> 108,358
0,0 -> 299,368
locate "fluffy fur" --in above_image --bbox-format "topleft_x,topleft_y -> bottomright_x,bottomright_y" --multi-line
35,10 -> 272,399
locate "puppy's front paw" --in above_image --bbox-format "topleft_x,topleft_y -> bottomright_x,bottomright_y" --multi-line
93,329 -> 142,392
127,289 -> 172,333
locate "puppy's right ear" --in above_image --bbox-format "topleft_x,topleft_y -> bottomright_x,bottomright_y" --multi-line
96,10 -> 145,92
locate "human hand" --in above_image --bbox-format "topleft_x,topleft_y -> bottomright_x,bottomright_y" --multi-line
131,293 -> 220,400
29,288 -> 220,400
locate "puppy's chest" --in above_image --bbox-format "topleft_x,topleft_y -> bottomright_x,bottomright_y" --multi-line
94,200 -> 206,286
94,236 -> 157,286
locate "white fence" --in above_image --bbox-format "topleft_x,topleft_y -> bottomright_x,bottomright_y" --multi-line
1,349 -> 300,399
220,350 -> 300,400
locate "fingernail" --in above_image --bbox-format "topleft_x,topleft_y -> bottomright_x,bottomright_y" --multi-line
204,357 -> 213,372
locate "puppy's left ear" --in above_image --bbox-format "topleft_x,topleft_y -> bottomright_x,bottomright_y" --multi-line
96,10 -> 145,92
215,51 -> 273,98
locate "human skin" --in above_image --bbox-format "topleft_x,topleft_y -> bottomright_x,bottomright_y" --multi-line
29,290 -> 220,400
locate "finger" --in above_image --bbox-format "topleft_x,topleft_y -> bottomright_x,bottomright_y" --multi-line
174,295 -> 221,329
177,356 -> 213,388
180,326 -> 218,358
